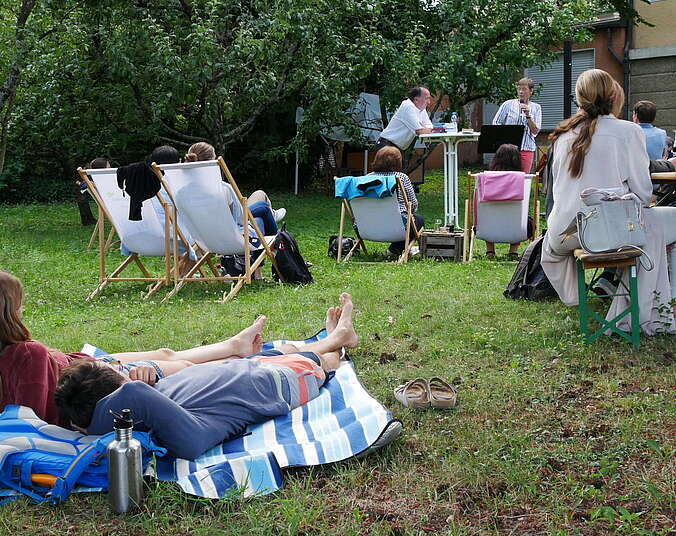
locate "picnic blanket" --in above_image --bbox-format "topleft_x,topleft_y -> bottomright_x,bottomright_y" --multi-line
0,331 -> 401,501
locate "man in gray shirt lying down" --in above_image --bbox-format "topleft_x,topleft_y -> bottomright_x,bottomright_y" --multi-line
55,294 -> 358,460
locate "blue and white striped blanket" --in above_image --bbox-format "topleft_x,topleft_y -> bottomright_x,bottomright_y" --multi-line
1,331 -> 401,501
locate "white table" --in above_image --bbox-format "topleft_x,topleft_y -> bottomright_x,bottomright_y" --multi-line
419,131 -> 480,228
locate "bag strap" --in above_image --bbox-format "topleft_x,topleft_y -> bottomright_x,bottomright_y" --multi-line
49,433 -> 114,504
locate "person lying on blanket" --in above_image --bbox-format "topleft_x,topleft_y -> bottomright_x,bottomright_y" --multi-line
55,294 -> 359,460
0,270 -> 312,427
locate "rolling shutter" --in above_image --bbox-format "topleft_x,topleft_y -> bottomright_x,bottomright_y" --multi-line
526,49 -> 595,130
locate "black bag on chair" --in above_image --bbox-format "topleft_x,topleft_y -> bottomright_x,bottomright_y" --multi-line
504,234 -> 557,301
272,225 -> 314,284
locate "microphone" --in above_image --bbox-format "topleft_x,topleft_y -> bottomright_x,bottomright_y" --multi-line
519,98 -> 525,116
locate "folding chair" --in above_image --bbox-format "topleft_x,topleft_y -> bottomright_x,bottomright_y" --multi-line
335,175 -> 422,264
466,172 -> 537,261
153,158 -> 282,303
78,167 -> 191,300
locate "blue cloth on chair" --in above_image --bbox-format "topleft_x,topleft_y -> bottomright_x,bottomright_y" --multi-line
335,175 -> 397,200
1,331 -> 402,502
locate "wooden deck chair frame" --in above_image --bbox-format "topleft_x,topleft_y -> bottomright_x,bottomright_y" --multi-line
465,172 -> 540,261
152,157 -> 284,303
335,175 -> 422,264
86,218 -> 118,251
78,167 -> 191,300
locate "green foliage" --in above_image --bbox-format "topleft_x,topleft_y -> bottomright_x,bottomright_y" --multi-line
0,0 -> 639,202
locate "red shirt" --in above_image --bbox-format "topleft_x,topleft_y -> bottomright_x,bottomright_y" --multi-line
0,341 -> 90,425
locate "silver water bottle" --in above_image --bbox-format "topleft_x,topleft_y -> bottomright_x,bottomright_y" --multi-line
107,409 -> 143,513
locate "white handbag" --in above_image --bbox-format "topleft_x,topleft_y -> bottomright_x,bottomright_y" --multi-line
576,198 -> 646,254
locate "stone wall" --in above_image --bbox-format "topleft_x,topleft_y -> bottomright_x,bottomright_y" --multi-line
630,55 -> 676,137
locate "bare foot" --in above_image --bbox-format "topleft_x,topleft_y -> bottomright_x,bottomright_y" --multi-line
230,315 -> 266,356
325,306 -> 342,333
331,293 -> 359,348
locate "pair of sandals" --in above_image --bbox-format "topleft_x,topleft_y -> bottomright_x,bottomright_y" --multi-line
394,377 -> 457,409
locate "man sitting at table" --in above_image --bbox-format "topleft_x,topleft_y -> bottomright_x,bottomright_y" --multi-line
55,294 -> 359,460
375,86 -> 433,153
633,100 -> 667,160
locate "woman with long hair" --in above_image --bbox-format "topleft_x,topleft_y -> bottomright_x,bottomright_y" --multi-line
542,68 -> 675,334
483,143 -> 523,260
0,271 -> 269,425
369,146 -> 424,255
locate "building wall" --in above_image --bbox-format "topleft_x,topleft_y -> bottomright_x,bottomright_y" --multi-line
629,0 -> 676,137
634,0 -> 676,49
629,56 -> 676,135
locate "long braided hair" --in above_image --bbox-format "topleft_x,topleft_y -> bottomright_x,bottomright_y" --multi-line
549,69 -> 615,178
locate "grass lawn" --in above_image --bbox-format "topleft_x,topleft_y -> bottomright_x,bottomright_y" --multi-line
0,171 -> 673,535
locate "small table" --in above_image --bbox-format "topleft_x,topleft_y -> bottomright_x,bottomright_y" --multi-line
418,131 -> 480,228
650,172 -> 676,184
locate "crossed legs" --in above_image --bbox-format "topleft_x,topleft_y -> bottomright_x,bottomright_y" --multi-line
277,293 -> 358,372
108,293 -> 358,375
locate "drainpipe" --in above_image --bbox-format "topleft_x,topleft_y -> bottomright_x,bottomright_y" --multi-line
623,21 -> 633,119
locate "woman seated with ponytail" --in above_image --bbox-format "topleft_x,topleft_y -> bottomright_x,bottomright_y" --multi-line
541,68 -> 675,335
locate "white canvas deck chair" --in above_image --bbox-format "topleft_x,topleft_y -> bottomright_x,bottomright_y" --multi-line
153,158 -> 281,303
78,167 -> 191,300
466,172 -> 538,261
335,175 -> 422,264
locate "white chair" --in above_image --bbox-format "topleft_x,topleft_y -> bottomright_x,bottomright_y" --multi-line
154,158 -> 281,303
77,167 -> 192,300
335,175 -> 421,264
467,173 -> 536,261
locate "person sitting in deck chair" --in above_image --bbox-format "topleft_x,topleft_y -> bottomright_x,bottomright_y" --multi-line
368,146 -> 424,256
184,142 -> 285,236
55,294 -> 359,460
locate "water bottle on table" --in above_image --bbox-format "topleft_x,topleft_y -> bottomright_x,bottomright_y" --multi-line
448,112 -> 458,133
107,409 -> 143,514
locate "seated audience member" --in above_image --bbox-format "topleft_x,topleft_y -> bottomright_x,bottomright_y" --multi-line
632,100 -> 667,160
0,271 -> 274,425
480,143 -> 524,260
77,157 -> 110,193
184,142 -> 285,236
148,145 -> 197,274
368,146 -> 424,256
55,294 -> 358,460
665,136 -> 674,159
541,68 -> 675,335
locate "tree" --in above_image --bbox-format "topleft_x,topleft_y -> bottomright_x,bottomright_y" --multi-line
1,0 -> 650,202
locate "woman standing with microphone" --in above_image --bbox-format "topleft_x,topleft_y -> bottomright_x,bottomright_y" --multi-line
492,77 -> 542,173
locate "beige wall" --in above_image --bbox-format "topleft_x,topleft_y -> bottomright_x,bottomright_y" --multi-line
634,0 -> 676,49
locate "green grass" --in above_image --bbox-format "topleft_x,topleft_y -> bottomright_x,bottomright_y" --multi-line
0,172 -> 674,535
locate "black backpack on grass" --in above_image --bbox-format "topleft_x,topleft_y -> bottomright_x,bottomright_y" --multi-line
272,224 -> 314,284
504,234 -> 557,301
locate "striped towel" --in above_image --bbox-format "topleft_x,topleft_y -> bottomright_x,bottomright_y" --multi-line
81,330 -> 402,499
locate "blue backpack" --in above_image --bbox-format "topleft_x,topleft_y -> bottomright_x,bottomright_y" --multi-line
0,405 -> 165,505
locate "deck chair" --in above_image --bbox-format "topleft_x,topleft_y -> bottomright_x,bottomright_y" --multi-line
78,167 -> 192,300
335,175 -> 422,264
153,158 -> 282,303
467,172 -> 536,261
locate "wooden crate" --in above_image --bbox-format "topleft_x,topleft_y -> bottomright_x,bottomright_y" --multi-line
420,231 -> 464,261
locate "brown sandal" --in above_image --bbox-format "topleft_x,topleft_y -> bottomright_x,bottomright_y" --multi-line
427,377 -> 457,409
394,378 -> 430,409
